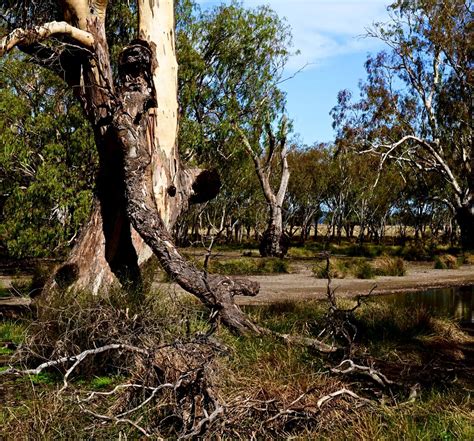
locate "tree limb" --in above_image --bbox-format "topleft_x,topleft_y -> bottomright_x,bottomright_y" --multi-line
0,21 -> 94,56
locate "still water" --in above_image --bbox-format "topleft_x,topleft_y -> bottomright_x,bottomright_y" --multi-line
378,285 -> 474,324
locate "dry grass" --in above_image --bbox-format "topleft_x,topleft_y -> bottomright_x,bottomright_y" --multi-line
434,254 -> 460,269
372,256 -> 406,276
1,290 -> 473,439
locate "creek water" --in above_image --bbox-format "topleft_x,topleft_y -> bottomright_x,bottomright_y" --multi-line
378,285 -> 474,324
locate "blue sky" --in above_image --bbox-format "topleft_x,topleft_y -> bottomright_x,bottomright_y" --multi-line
196,0 -> 392,144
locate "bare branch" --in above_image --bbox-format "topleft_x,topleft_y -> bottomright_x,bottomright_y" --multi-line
1,344 -> 148,378
331,359 -> 396,388
316,388 -> 371,409
1,21 -> 94,56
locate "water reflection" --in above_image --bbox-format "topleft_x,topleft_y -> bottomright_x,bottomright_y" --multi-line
379,285 -> 474,324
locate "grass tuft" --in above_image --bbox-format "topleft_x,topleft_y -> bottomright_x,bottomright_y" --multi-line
434,254 -> 460,269
372,255 -> 406,276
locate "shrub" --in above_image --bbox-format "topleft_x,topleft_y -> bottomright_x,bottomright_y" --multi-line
373,256 -> 406,276
398,245 -> 430,261
312,258 -> 349,279
434,254 -> 459,270
353,260 -> 375,279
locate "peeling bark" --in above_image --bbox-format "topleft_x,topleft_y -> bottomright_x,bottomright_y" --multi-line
3,0 -> 264,334
114,41 -> 260,334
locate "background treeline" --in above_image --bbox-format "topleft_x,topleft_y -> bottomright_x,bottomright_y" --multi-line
0,0 -> 471,259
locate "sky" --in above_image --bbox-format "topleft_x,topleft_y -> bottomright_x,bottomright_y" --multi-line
197,0 -> 393,144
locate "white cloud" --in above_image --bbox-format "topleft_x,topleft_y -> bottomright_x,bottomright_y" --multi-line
197,0 -> 392,70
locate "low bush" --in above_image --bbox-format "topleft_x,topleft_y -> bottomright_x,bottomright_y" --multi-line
373,256 -> 406,276
434,254 -> 460,270
313,257 -> 400,279
312,258 -> 350,279
398,244 -> 431,261
353,260 -> 375,279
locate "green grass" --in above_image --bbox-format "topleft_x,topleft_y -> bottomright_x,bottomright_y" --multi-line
208,257 -> 289,275
0,321 -> 27,344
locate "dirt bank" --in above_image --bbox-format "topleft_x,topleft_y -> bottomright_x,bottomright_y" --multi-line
236,264 -> 474,305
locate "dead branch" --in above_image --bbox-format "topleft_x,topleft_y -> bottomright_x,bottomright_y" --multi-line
115,380 -> 180,418
319,252 -> 375,350
331,359 -> 396,388
316,388 -> 371,409
0,21 -> 94,56
178,389 -> 224,440
80,406 -> 154,438
81,383 -> 167,403
273,332 -> 337,353
0,344 -> 149,379
263,387 -> 317,425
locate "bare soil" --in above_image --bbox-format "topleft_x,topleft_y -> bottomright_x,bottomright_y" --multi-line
149,254 -> 474,305
236,263 -> 474,305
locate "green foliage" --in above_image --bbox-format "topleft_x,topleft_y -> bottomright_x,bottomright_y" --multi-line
88,376 -> 122,390
0,321 -> 27,344
0,55 -> 97,258
332,0 -> 472,246
353,260 -> 375,279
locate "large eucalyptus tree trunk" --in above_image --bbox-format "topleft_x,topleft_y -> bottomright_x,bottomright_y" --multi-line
1,0 -> 260,333
259,200 -> 289,258
43,0 -> 220,295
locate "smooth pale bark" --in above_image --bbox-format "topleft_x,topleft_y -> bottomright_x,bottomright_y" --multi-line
237,125 -> 290,258
0,21 -> 94,56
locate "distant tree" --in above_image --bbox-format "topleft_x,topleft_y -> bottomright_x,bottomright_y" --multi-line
332,0 -> 473,249
178,1 -> 294,257
286,144 -> 330,242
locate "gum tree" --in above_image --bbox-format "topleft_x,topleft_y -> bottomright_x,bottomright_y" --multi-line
332,0 -> 473,249
0,0 -> 263,333
178,2 -> 293,257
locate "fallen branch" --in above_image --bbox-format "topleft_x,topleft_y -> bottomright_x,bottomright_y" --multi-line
179,390 -> 224,440
331,359 -> 396,388
274,332 -> 337,353
316,388 -> 371,409
80,406 -> 154,438
1,344 -> 149,381
264,387 -> 317,425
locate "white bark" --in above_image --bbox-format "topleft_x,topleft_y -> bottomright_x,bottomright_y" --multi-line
138,0 -> 180,228
0,21 -> 94,56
